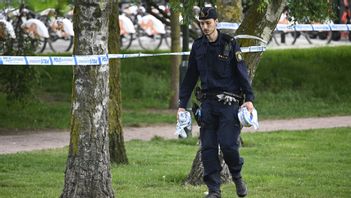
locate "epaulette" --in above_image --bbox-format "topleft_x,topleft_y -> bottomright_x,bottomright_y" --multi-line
222,33 -> 235,44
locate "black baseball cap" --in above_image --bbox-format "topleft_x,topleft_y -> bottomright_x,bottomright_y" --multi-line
199,7 -> 217,20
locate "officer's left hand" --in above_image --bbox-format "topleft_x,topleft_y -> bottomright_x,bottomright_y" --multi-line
242,101 -> 254,113
177,108 -> 186,121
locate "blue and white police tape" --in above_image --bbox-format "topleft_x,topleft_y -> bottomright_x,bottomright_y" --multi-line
238,106 -> 259,129
0,54 -> 109,66
276,24 -> 351,32
218,22 -> 351,32
0,46 -> 266,66
176,111 -> 192,138
108,52 -> 189,59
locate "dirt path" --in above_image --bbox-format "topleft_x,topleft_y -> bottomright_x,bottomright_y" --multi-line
1,116 -> 350,154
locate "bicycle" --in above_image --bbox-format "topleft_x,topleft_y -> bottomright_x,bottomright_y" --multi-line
119,13 -> 135,50
21,18 -> 50,53
0,16 -> 16,55
2,6 -> 48,54
38,8 -> 74,53
137,13 -> 166,50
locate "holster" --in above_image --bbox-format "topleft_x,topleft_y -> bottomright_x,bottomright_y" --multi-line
195,86 -> 205,102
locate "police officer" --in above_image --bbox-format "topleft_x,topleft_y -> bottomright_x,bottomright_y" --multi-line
177,7 -> 255,198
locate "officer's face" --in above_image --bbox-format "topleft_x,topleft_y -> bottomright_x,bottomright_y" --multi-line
199,18 -> 217,36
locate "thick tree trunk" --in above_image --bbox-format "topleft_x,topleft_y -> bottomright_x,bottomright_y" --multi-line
217,0 -> 243,23
217,0 -> 243,36
108,0 -> 128,164
236,0 -> 288,81
185,1 -> 288,186
169,8 -> 181,109
61,1 -> 115,197
184,146 -> 231,185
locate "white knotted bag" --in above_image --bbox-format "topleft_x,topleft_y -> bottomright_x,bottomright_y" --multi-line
238,106 -> 259,129
176,111 -> 192,138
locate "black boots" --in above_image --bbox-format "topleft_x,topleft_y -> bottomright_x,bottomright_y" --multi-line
205,177 -> 247,197
233,177 -> 248,197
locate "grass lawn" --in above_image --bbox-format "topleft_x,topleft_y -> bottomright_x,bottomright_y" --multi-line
2,46 -> 351,129
0,128 -> 350,197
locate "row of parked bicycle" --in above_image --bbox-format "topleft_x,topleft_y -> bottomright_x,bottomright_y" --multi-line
0,5 -> 74,54
118,4 -> 175,51
0,4 -> 183,55
4,3 -> 349,55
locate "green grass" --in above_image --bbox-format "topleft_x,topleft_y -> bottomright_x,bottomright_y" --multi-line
0,95 -> 71,129
252,46 -> 351,119
255,46 -> 351,97
254,90 -> 351,119
1,46 -> 351,129
0,128 -> 350,197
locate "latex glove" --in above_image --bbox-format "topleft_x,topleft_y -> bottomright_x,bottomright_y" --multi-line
216,94 -> 237,105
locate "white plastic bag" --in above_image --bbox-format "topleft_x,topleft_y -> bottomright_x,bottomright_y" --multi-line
176,111 -> 192,138
238,106 -> 259,129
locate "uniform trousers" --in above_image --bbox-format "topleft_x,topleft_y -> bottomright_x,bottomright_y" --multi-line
200,99 -> 244,192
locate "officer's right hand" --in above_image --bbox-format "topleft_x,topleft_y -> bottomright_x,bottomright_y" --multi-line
241,101 -> 254,113
177,108 -> 186,120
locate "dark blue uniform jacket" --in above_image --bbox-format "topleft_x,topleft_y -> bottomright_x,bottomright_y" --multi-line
179,30 -> 255,108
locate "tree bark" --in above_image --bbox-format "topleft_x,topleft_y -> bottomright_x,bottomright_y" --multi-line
217,0 -> 243,23
236,0 -> 288,81
185,1 -> 288,186
217,0 -> 243,36
61,0 -> 115,197
108,0 -> 128,164
184,146 -> 231,185
169,8 -> 181,109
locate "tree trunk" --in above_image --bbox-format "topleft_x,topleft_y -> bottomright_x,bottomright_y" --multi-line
217,0 -> 243,36
236,0 -> 288,81
217,0 -> 243,23
169,8 -> 181,109
61,1 -> 114,197
108,0 -> 128,164
185,1 -> 288,186
184,146 -> 231,185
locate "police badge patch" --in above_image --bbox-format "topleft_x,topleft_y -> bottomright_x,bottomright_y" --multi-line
235,51 -> 243,62
199,7 -> 217,20
200,10 -> 205,18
